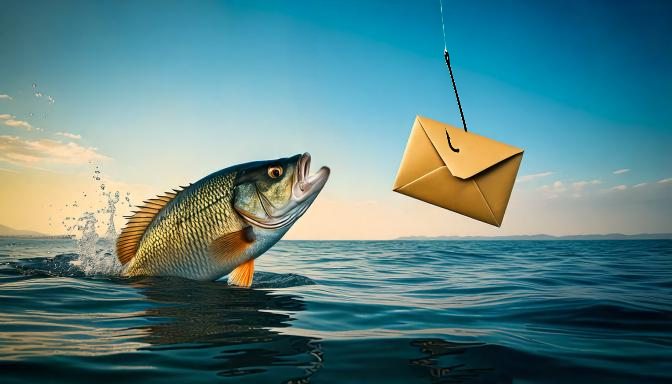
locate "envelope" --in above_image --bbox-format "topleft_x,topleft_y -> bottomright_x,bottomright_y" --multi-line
392,115 -> 523,227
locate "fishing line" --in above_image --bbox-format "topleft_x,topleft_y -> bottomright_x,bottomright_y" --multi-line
439,0 -> 447,51
439,0 -> 468,132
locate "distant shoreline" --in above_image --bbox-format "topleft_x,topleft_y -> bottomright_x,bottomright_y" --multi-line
0,235 -> 73,240
394,233 -> 672,241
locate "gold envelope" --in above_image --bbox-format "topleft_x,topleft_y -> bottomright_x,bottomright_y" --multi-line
392,116 -> 523,227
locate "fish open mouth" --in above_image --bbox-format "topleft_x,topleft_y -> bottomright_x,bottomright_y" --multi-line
238,153 -> 330,230
294,152 -> 330,202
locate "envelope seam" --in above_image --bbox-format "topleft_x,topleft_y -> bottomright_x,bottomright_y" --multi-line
472,179 -> 499,226
417,116 -> 523,179
393,119 -> 446,191
395,166 -> 448,192
467,153 -> 522,179
416,118 -> 445,165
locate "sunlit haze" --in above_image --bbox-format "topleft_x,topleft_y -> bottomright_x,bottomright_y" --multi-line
1,0 -> 670,239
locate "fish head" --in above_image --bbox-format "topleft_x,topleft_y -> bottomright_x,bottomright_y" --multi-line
233,153 -> 330,230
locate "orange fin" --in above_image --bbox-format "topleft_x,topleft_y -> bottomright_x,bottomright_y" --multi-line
209,226 -> 256,264
228,259 -> 255,287
116,186 -> 190,265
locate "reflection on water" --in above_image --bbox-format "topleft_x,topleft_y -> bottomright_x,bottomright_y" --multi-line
135,278 -> 306,345
409,339 -> 493,383
131,277 -> 324,382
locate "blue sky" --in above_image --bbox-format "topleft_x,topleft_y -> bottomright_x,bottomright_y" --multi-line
1,0 -> 670,238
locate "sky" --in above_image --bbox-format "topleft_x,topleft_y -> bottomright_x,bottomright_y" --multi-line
0,0 -> 670,239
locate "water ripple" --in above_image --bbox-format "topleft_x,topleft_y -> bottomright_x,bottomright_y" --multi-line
0,238 -> 670,383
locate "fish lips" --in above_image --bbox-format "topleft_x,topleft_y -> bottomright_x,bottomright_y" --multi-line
237,153 -> 329,230
294,152 -> 330,204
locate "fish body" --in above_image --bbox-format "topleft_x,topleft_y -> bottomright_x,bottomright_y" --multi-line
117,153 -> 329,285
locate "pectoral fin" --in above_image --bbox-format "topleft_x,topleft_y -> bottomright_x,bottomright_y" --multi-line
227,259 -> 255,287
209,226 -> 256,264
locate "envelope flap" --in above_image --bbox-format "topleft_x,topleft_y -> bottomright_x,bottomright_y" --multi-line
417,115 -> 523,179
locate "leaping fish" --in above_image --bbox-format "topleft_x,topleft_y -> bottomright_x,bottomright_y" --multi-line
116,153 -> 329,287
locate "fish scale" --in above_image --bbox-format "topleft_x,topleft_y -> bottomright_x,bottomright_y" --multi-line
125,172 -> 246,279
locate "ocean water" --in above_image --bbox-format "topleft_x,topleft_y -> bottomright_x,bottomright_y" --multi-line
0,238 -> 670,383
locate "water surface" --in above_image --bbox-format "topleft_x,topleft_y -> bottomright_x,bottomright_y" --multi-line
1,239 -> 670,383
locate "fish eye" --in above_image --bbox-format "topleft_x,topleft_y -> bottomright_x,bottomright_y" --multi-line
267,165 -> 283,179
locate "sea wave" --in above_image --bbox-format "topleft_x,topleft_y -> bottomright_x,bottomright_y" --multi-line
0,238 -> 671,383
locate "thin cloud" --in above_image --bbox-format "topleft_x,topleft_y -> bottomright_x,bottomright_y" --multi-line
0,135 -> 109,166
3,118 -> 33,131
604,184 -> 628,192
517,171 -> 553,183
633,183 -> 648,188
56,132 -> 82,140
0,94 -> 12,100
572,179 -> 602,191
540,178 -> 602,198
659,178 -> 672,184
0,114 -> 13,120
539,180 -> 567,198
613,168 -> 630,175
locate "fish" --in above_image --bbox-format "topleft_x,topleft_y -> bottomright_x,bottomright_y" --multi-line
116,153 -> 329,286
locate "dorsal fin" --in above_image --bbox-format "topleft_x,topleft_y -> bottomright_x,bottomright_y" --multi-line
116,186 -> 188,265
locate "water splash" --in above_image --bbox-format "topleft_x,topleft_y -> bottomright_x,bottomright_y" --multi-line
63,167 -> 127,276
103,191 -> 119,241
70,211 -> 122,276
